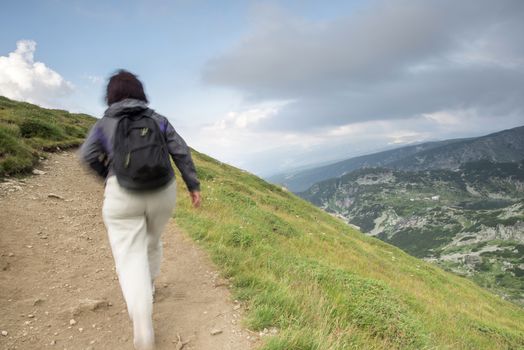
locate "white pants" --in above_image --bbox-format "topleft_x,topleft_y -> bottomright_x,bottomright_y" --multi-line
102,176 -> 177,350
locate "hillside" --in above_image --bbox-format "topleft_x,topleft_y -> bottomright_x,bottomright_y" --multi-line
176,151 -> 524,349
1,97 -> 523,349
0,96 -> 95,176
269,126 -> 524,192
299,161 -> 524,305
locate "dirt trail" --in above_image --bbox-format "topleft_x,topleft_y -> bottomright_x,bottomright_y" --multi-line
0,151 -> 259,350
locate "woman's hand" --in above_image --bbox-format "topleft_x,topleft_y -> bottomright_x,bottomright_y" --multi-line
190,191 -> 201,208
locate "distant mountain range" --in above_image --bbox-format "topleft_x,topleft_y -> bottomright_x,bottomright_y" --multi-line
268,126 -> 524,192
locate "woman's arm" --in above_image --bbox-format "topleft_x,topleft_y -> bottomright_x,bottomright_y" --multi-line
163,119 -> 201,193
79,120 -> 109,178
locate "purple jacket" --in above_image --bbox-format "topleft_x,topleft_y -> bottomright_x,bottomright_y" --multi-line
80,99 -> 200,192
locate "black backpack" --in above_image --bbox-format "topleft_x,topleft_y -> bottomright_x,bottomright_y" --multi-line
112,109 -> 173,190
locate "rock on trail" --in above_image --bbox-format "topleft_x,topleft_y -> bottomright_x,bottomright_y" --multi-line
0,151 -> 258,350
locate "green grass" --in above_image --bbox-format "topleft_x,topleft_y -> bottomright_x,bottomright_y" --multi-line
175,150 -> 524,350
0,96 -> 96,176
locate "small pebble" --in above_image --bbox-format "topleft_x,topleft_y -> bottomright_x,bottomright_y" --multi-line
69,319 -> 77,325
33,298 -> 45,306
1,330 -> 8,336
210,328 -> 223,335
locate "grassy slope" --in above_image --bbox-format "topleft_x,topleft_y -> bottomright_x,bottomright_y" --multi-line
0,96 -> 96,176
2,97 -> 522,348
175,151 -> 524,350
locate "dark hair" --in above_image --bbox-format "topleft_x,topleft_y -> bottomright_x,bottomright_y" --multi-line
106,70 -> 148,105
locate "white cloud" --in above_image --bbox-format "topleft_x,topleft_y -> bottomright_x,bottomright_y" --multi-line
209,101 -> 287,130
190,101 -> 328,173
386,131 -> 429,145
422,110 -> 465,125
0,40 -> 74,107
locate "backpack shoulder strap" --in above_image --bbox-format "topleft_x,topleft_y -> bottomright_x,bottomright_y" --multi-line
141,108 -> 154,118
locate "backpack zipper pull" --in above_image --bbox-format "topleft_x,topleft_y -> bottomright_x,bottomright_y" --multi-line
125,152 -> 130,168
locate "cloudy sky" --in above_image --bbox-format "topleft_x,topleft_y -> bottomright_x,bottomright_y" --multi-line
1,0 -> 523,176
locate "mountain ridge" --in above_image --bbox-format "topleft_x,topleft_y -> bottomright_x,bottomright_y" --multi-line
390,126 -> 524,171
269,126 -> 524,192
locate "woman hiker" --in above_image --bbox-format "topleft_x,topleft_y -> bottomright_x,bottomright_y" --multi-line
80,70 -> 201,350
